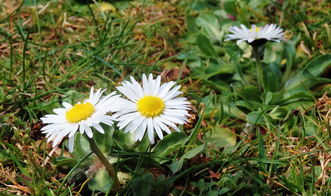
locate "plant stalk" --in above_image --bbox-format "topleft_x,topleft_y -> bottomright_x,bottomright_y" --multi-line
253,46 -> 263,91
86,136 -> 121,192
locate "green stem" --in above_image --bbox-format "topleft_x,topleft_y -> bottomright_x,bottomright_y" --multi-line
253,46 -> 263,91
86,136 -> 121,192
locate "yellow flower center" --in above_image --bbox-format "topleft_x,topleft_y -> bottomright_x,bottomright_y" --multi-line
137,96 -> 165,118
65,102 -> 95,123
250,27 -> 260,32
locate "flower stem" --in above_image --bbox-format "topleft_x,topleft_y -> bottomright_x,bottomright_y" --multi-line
86,136 -> 121,192
253,46 -> 263,91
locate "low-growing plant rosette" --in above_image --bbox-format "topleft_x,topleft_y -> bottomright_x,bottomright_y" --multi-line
40,87 -> 119,152
112,74 -> 191,144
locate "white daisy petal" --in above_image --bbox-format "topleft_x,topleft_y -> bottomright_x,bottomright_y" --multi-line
130,76 -> 144,98
85,125 -> 93,138
93,123 -> 105,134
158,82 -> 176,98
79,123 -> 85,134
126,116 -> 145,133
68,135 -> 75,152
147,118 -> 155,144
155,117 -> 171,134
142,74 -> 150,95
153,118 -> 163,139
62,102 -> 72,109
136,120 -> 148,141
68,124 -> 79,137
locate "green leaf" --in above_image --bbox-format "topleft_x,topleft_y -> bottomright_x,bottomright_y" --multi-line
130,173 -> 153,196
246,111 -> 273,126
168,159 -> 184,174
112,129 -> 137,151
205,127 -> 236,149
152,132 -> 186,160
182,144 -> 205,159
196,34 -> 217,57
284,54 -> 331,90
88,168 -> 112,193
195,13 -> 223,42
223,0 -> 237,15
263,63 -> 281,92
303,54 -> 331,76
263,42 -> 284,65
236,100 -> 259,111
206,190 -> 219,196
201,78 -> 231,92
0,150 -> 9,162
54,157 -> 77,168
73,134 -> 91,158
168,145 -> 204,174
238,85 -> 261,102
284,41 -> 296,70
186,15 -> 198,33
204,60 -> 235,77
220,96 -> 247,120
282,87 -> 315,104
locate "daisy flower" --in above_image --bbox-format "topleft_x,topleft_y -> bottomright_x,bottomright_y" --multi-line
225,24 -> 284,45
113,74 -> 190,144
41,87 -> 118,152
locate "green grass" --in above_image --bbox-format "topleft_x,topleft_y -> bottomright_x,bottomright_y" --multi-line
0,0 -> 330,195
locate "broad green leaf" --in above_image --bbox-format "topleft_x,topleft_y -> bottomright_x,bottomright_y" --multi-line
88,168 -> 112,193
93,125 -> 114,151
73,134 -> 91,158
206,190 -> 219,196
284,54 -> 331,90
220,96 -> 246,120
201,78 -> 231,92
168,145 -> 204,174
168,159 -> 184,174
282,87 -> 315,104
284,41 -> 296,70
182,144 -> 205,159
203,60 -> 235,78
112,129 -> 137,151
152,132 -> 186,159
268,106 -> 289,120
130,173 -> 153,196
195,13 -> 223,42
246,111 -> 274,127
196,34 -> 217,57
219,187 -> 231,194
205,127 -> 236,149
302,54 -> 331,76
263,42 -> 284,65
238,85 -> 261,102
263,91 -> 283,105
263,63 -> 281,92
236,100 -> 259,111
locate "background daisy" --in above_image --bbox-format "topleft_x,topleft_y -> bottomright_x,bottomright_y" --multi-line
225,24 -> 284,45
41,87 -> 118,152
113,74 -> 190,144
